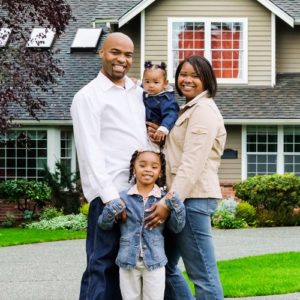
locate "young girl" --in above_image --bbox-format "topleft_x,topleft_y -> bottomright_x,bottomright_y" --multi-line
98,150 -> 185,300
142,61 -> 179,143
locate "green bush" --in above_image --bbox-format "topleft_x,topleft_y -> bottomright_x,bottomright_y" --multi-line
79,203 -> 89,217
0,179 -> 52,216
42,161 -> 81,214
27,213 -> 87,231
40,207 -> 63,221
212,199 -> 248,229
235,202 -> 256,226
234,173 -> 300,226
234,173 -> 300,211
1,212 -> 16,228
212,209 -> 248,229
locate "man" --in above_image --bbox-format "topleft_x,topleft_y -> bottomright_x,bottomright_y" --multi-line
71,32 -> 149,300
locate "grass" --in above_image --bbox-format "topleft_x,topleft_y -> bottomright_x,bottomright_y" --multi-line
0,228 -> 86,247
1,229 -> 299,297
184,252 -> 300,298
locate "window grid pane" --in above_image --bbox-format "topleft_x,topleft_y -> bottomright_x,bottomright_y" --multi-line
246,126 -> 277,177
211,22 -> 243,79
284,126 -> 300,175
0,130 -> 47,181
61,131 -> 73,173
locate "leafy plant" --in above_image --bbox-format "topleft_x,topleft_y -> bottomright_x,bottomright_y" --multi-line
79,203 -> 89,217
42,161 -> 81,214
1,212 -> 16,228
235,202 -> 256,226
39,207 -> 63,221
27,213 -> 87,231
0,179 -> 52,216
212,209 -> 248,229
234,173 -> 300,226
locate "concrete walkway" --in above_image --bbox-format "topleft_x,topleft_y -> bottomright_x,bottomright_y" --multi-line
0,227 -> 299,300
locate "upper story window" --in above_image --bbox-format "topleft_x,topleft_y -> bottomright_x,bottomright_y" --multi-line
27,28 -> 56,48
168,18 -> 248,84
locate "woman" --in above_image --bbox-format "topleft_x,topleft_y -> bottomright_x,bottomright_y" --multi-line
146,55 -> 226,300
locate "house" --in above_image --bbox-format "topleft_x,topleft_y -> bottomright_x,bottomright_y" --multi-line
1,0 -> 300,215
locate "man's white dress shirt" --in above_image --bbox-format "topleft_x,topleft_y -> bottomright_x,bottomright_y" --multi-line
71,72 -> 149,203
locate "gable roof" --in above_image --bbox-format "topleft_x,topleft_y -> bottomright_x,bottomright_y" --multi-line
96,0 -> 300,27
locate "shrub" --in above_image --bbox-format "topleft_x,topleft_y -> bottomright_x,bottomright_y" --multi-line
27,213 -> 87,231
0,179 -> 52,216
235,202 -> 256,226
234,173 -> 300,212
40,207 -> 63,221
1,212 -> 16,228
212,199 -> 248,229
79,203 -> 89,217
42,161 -> 81,214
212,210 -> 248,229
234,173 -> 300,226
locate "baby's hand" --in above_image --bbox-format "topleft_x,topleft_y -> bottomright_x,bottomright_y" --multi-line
153,130 -> 166,143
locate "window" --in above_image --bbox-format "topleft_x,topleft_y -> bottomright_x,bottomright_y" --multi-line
61,130 -> 73,172
168,18 -> 247,83
246,126 -> 277,177
71,28 -> 102,51
284,126 -> 300,175
0,130 -> 47,180
0,28 -> 11,47
245,126 -> 300,178
27,28 -> 55,48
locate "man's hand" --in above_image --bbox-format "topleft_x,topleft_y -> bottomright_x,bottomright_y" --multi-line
146,121 -> 159,142
144,202 -> 170,229
115,209 -> 127,223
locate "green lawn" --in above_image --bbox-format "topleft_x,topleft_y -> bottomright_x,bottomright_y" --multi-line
185,252 -> 300,298
0,228 -> 86,247
1,228 -> 299,298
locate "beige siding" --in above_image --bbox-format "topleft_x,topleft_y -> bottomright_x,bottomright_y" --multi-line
276,20 -> 300,73
144,0 -> 272,85
122,16 -> 141,78
219,125 -> 242,182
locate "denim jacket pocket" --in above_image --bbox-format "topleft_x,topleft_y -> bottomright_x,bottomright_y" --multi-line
117,237 -> 132,263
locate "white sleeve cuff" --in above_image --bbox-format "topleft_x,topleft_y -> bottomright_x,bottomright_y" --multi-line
157,126 -> 169,135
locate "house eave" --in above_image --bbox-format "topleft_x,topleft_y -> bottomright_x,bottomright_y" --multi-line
14,119 -> 73,126
256,0 -> 294,27
117,0 -> 295,28
225,119 -> 300,125
118,0 -> 155,27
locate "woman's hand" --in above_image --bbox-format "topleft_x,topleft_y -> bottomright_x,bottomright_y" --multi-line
144,202 -> 170,229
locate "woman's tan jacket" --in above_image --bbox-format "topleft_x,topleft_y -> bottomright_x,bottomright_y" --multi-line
164,91 -> 227,201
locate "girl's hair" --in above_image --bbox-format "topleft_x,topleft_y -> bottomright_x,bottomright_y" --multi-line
144,60 -> 167,80
175,55 -> 217,98
128,150 -> 167,188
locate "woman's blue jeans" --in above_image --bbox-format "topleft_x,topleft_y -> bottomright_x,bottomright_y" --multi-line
164,198 -> 224,300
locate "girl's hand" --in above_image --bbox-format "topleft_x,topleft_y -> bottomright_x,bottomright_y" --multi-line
144,202 -> 170,229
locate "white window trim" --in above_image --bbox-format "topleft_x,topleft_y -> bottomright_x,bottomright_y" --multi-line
168,17 -> 248,84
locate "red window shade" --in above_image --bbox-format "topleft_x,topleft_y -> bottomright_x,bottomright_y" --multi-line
211,28 -> 240,78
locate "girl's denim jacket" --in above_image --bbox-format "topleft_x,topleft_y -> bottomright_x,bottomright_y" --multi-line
98,185 -> 185,271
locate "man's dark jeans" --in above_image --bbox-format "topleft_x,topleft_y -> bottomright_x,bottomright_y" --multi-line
79,197 -> 122,300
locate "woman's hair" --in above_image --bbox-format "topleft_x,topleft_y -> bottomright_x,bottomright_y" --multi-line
143,60 -> 167,80
128,150 -> 167,188
175,55 -> 217,98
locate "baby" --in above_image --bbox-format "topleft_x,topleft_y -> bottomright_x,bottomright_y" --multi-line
142,61 -> 179,143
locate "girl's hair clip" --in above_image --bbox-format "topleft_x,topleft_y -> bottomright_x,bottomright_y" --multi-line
156,62 -> 167,71
144,61 -> 153,69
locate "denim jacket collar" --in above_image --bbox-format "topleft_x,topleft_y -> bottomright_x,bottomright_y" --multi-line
127,184 -> 162,198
